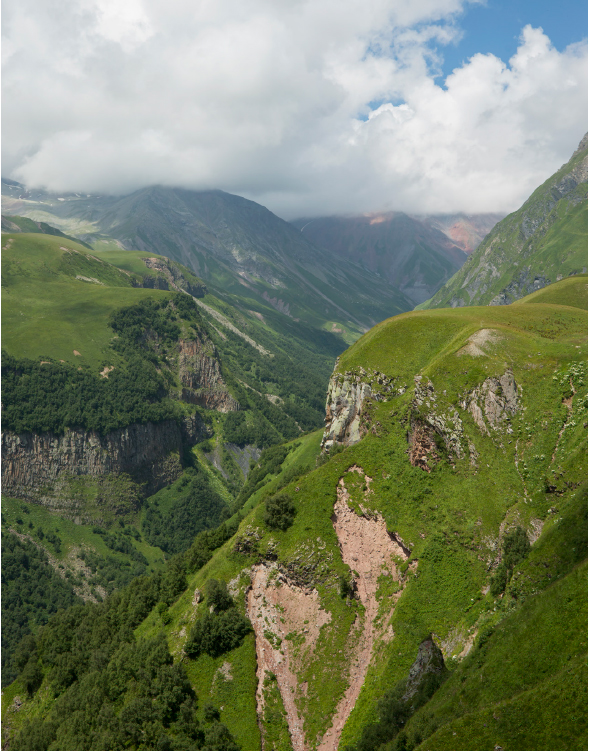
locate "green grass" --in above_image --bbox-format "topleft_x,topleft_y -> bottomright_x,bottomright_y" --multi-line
3,273 -> 586,751
514,275 -> 588,310
1,234 -> 173,368
139,293 -> 585,751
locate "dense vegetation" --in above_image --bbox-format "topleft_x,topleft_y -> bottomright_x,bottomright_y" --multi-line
1,349 -> 177,435
7,521 -> 240,750
1,531 -> 83,687
142,469 -> 231,555
263,493 -> 297,531
1,295 -> 208,436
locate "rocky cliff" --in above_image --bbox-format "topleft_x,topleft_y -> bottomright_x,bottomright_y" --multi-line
321,365 -> 397,452
178,337 -> 239,412
1,415 -> 208,520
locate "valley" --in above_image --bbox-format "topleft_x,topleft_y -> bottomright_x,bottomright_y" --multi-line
1,138 -> 587,751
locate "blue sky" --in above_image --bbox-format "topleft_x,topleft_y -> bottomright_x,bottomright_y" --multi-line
440,0 -> 588,78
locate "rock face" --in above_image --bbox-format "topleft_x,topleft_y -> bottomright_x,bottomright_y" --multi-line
321,367 -> 396,452
139,257 -> 207,297
178,338 -> 239,412
460,371 -> 520,436
1,415 -> 208,512
321,375 -> 372,452
402,637 -> 446,702
409,376 -> 465,471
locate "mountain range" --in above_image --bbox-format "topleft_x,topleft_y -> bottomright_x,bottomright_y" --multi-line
291,212 -> 501,305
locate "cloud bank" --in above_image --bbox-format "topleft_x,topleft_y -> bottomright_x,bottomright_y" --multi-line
2,0 -> 587,217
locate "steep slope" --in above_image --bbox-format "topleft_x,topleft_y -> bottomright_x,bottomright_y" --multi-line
4,279 -> 586,751
291,212 -> 470,305
1,183 -> 414,337
1,232 -> 341,507
425,134 -> 588,308
0,230 -> 346,689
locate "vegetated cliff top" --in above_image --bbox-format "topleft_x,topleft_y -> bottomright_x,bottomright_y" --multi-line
6,276 -> 585,751
423,134 -> 588,309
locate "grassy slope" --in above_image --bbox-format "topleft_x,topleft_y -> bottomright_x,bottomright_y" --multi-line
1,233 -> 172,368
1,496 -> 167,582
513,274 -> 588,310
425,144 -> 588,309
131,291 -> 585,750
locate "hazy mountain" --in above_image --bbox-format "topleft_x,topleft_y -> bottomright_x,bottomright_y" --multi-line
424,134 -> 588,309
417,212 -> 505,253
1,182 -> 414,339
290,211 -> 490,305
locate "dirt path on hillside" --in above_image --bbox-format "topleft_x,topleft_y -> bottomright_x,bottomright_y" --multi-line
247,468 -> 412,751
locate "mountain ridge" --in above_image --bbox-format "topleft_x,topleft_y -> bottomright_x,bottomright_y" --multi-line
423,134 -> 588,309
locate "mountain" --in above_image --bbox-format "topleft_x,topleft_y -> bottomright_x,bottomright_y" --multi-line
424,134 -> 588,309
4,275 -> 586,751
291,212 -> 476,305
1,183 -> 415,340
1,214 -> 94,249
417,213 -> 505,254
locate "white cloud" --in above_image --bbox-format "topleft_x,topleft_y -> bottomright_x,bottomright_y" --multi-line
2,0 -> 587,218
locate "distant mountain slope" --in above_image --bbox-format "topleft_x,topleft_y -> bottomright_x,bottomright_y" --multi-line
418,212 -> 504,253
1,213 -> 93,249
425,134 -> 588,309
291,212 -> 471,305
1,183 -> 414,339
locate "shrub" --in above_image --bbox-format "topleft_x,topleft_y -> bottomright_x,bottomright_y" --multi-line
205,579 -> 233,612
185,610 -> 252,659
263,493 -> 296,531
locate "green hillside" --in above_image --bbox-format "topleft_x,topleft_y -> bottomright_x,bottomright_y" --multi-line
425,134 -> 588,309
513,274 -> 588,310
0,232 -> 346,691
2,184 -> 415,338
4,280 -> 586,751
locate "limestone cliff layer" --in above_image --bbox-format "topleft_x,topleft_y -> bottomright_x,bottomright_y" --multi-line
1,414 -> 207,510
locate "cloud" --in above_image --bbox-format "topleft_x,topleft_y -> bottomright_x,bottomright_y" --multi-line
2,0 -> 587,218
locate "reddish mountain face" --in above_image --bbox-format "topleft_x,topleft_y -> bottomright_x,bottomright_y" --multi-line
418,213 -> 505,254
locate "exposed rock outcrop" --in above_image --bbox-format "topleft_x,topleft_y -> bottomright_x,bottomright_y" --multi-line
1,415 -> 208,515
178,337 -> 239,412
460,371 -> 520,435
138,256 -> 207,297
410,376 -> 465,470
402,636 -> 446,702
321,367 -> 396,452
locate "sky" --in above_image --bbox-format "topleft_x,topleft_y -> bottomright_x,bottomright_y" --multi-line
2,0 -> 587,219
